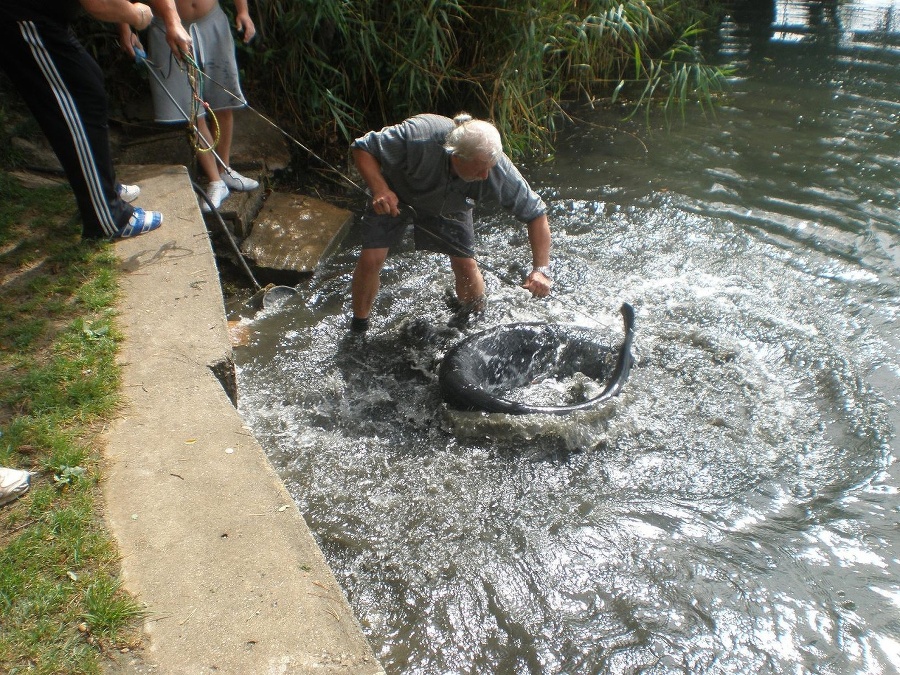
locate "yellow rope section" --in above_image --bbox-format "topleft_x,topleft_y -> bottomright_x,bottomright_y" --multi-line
186,60 -> 219,154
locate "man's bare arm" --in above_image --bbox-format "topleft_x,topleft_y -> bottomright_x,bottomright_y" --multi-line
232,0 -> 256,43
523,213 -> 552,297
353,148 -> 401,217
80,0 -> 152,29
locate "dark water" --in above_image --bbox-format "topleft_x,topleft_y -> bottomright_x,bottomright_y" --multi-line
234,2 -> 900,672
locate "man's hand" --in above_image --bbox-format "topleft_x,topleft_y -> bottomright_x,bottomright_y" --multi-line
353,148 -> 402,217
524,214 -> 552,297
118,23 -> 142,58
145,0 -> 192,59
235,13 -> 256,43
523,269 -> 552,297
371,190 -> 400,217
164,21 -> 192,59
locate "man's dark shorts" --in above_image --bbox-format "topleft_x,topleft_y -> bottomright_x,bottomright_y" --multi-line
360,209 -> 475,258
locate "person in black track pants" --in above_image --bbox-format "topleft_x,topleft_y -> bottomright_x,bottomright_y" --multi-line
0,0 -> 191,239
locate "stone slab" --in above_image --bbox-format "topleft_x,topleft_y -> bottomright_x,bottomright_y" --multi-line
103,164 -> 383,675
240,193 -> 355,273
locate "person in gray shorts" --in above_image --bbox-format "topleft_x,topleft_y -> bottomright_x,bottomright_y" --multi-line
120,0 -> 259,212
349,113 -> 553,333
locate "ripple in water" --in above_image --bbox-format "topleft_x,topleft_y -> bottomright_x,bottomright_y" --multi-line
237,193 -> 895,672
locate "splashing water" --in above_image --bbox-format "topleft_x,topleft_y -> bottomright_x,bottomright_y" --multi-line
236,3 -> 900,672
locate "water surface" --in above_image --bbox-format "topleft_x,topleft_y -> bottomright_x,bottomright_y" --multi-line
235,2 -> 900,672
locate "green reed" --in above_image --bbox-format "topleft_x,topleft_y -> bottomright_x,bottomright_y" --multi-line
246,0 -> 725,157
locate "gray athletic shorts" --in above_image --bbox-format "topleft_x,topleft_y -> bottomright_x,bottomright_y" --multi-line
146,4 -> 246,123
360,209 -> 476,258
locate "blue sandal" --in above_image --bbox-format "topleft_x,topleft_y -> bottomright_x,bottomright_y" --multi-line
114,207 -> 163,239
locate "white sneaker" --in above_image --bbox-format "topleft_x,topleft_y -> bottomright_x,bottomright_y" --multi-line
201,180 -> 230,213
220,167 -> 259,192
117,183 -> 141,203
0,467 -> 31,506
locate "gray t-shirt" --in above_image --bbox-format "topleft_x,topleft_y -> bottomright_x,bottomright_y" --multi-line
352,114 -> 547,223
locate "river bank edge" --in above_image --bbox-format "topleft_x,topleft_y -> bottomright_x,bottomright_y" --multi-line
101,163 -> 384,674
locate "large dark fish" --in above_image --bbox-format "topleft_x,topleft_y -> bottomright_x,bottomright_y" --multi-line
438,303 -> 635,415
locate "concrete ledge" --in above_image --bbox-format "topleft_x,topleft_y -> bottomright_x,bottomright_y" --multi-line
103,165 -> 382,674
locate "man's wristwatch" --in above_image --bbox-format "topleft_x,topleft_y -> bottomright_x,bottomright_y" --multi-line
531,265 -> 552,281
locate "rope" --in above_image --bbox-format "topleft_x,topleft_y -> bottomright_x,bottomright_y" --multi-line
134,48 -> 227,171
185,57 -> 220,154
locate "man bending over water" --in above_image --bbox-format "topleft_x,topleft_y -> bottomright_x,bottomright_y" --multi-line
350,113 -> 553,333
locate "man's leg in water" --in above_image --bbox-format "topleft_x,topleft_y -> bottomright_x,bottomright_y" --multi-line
350,247 -> 389,332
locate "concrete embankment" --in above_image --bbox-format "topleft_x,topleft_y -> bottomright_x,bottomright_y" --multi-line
102,164 -> 383,674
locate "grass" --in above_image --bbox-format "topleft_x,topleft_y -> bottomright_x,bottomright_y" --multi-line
0,170 -> 144,674
238,0 -> 727,158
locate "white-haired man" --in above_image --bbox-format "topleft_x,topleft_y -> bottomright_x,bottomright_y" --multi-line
349,113 -> 552,333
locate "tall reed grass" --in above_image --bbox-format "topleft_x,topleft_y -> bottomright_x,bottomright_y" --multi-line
246,0 -> 725,157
